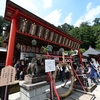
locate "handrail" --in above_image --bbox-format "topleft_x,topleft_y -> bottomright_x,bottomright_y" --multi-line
46,72 -> 60,100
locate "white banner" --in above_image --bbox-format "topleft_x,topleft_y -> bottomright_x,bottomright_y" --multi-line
45,59 -> 55,72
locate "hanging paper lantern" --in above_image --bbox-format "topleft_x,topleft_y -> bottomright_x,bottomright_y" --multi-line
46,45 -> 53,52
31,39 -> 37,46
58,48 -> 64,55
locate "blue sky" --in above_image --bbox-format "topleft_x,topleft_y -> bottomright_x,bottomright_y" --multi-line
0,0 -> 100,27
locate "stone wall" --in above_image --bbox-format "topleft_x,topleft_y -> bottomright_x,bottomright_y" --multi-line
19,81 -> 48,100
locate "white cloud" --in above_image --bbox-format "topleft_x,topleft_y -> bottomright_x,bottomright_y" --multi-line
86,2 -> 92,11
11,0 -> 39,16
64,13 -> 73,24
44,9 -> 61,26
74,2 -> 100,27
43,0 -> 52,8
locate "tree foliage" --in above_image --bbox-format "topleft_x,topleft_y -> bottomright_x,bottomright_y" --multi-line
57,23 -> 73,34
0,16 -> 10,46
57,17 -> 100,50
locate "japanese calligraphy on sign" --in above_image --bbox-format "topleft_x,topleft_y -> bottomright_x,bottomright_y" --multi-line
45,59 -> 55,72
0,66 -> 16,86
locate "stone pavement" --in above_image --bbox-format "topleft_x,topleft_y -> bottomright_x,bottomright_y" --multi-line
2,81 -> 100,100
91,83 -> 100,100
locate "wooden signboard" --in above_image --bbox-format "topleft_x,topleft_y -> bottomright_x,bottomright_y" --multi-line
19,17 -> 28,33
29,23 -> 36,35
65,39 -> 69,46
58,36 -> 62,44
37,26 -> 44,38
62,37 -> 66,45
44,29 -> 49,40
50,32 -> 54,41
0,66 -> 16,86
68,40 -> 71,47
71,41 -> 74,48
54,33 -> 58,42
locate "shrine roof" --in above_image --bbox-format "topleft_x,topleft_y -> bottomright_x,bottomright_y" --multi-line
4,0 -> 82,50
83,46 -> 100,57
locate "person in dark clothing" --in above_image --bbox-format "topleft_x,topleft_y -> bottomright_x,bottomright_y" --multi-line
65,65 -> 70,79
19,60 -> 25,80
14,60 -> 20,80
86,62 -> 97,83
57,62 -> 65,82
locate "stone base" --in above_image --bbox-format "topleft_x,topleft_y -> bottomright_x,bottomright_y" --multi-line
19,81 -> 48,100
24,75 -> 46,84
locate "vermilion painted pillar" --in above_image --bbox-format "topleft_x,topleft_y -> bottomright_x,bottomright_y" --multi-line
1,11 -> 18,100
5,14 -> 17,66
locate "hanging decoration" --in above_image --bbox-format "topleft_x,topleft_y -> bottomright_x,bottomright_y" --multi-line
42,45 -> 53,53
31,39 -> 37,46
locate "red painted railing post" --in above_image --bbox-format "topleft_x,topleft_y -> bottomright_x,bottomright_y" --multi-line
78,49 -> 84,66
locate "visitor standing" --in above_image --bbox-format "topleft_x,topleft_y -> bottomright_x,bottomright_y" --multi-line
14,60 -> 20,80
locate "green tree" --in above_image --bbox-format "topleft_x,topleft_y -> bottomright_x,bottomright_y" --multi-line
0,16 -> 10,46
79,26 -> 96,49
95,35 -> 100,49
57,18 -> 100,50
69,27 -> 81,40
80,22 -> 90,27
57,23 -> 73,34
93,18 -> 100,26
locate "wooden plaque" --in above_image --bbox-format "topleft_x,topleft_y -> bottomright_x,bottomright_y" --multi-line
73,42 -> 76,48
29,23 -> 36,35
71,41 -> 74,48
68,40 -> 71,47
44,29 -> 49,40
19,17 -> 28,33
37,26 -> 43,38
77,44 -> 80,49
62,37 -> 66,45
65,39 -> 69,46
54,33 -> 58,43
50,32 -> 54,41
58,36 -> 62,44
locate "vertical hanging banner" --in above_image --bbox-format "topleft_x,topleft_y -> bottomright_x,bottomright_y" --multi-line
45,59 -> 55,72
0,66 -> 16,86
